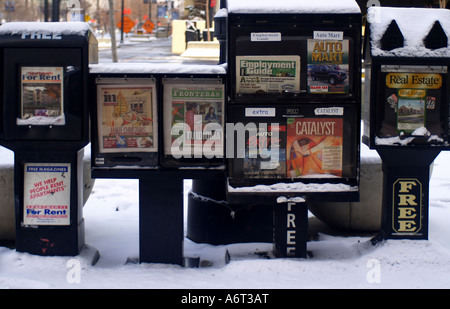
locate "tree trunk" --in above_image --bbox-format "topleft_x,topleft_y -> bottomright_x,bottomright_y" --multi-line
108,0 -> 118,62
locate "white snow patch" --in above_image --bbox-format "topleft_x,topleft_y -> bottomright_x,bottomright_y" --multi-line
0,22 -> 93,37
227,0 -> 361,14
90,63 -> 226,75
368,7 -> 450,57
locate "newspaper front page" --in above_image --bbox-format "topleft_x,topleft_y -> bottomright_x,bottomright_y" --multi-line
20,66 -> 64,125
236,55 -> 300,95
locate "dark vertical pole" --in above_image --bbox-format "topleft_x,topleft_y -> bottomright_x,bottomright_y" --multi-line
120,0 -> 124,43
139,178 -> 184,265
52,0 -> 60,22
44,0 -> 49,22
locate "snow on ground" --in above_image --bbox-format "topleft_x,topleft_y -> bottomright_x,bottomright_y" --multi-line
1,142 -> 450,290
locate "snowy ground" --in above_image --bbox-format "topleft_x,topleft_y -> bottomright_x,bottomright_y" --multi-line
1,33 -> 450,292
1,133 -> 450,290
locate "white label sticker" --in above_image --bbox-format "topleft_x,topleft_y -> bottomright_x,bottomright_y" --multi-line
245,108 -> 276,117
314,107 -> 344,116
313,31 -> 344,41
251,32 -> 282,42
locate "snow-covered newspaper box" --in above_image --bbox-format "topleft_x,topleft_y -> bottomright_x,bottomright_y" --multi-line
203,0 -> 361,258
0,22 -> 98,256
363,7 -> 450,240
89,63 -> 226,265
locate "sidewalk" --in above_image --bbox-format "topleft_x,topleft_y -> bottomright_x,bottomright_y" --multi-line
96,34 -> 220,65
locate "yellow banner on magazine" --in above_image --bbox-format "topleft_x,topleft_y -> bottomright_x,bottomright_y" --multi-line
386,73 -> 442,89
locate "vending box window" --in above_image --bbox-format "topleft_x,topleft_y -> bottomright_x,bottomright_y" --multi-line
226,104 -> 360,202
92,77 -> 159,168
0,22 -> 98,256
162,76 -> 226,168
226,0 -> 362,103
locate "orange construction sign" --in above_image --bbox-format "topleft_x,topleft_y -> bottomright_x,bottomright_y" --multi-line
117,15 -> 136,34
143,19 -> 155,34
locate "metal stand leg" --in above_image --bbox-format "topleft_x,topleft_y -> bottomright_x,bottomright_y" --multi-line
375,149 -> 440,241
139,177 -> 184,265
273,201 -> 308,258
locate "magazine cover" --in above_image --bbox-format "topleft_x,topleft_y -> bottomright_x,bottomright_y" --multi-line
243,124 -> 286,179
286,118 -> 343,177
382,70 -> 443,135
23,163 -> 71,226
97,84 -> 157,153
307,39 -> 349,94
236,55 -> 300,95
20,66 -> 64,125
164,83 -> 225,158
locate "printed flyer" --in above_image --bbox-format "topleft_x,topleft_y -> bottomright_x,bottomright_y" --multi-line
307,39 -> 349,94
236,55 -> 300,95
164,83 -> 224,158
97,84 -> 157,153
286,118 -> 343,177
19,66 -> 64,125
23,163 -> 71,226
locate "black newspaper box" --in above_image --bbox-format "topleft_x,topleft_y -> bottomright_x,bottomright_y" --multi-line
363,7 -> 450,240
89,63 -> 226,265
0,22 -> 97,256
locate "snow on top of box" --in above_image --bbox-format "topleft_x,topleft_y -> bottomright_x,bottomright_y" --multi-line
227,0 -> 360,14
0,22 -> 92,36
90,63 -> 227,75
368,7 -> 450,57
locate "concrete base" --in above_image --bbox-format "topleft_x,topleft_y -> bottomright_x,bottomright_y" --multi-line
0,148 -> 95,242
308,155 -> 383,233
181,41 -> 220,60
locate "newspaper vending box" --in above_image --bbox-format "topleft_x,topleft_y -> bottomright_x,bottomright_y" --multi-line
89,63 -> 226,265
217,0 -> 362,258
0,22 -> 97,256
363,7 -> 450,240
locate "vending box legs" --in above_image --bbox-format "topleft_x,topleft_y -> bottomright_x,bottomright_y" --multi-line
374,149 -> 440,241
139,176 -> 184,265
273,201 -> 308,258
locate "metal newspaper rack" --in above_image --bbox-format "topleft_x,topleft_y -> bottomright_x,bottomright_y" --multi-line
363,7 -> 450,241
89,63 -> 226,265
0,22 -> 97,256
187,0 -> 363,258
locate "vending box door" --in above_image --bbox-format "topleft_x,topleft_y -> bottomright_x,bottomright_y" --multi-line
161,77 -> 226,168
227,13 -> 361,104
373,64 -> 449,147
227,103 -> 359,188
92,77 -> 159,168
2,48 -> 86,142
